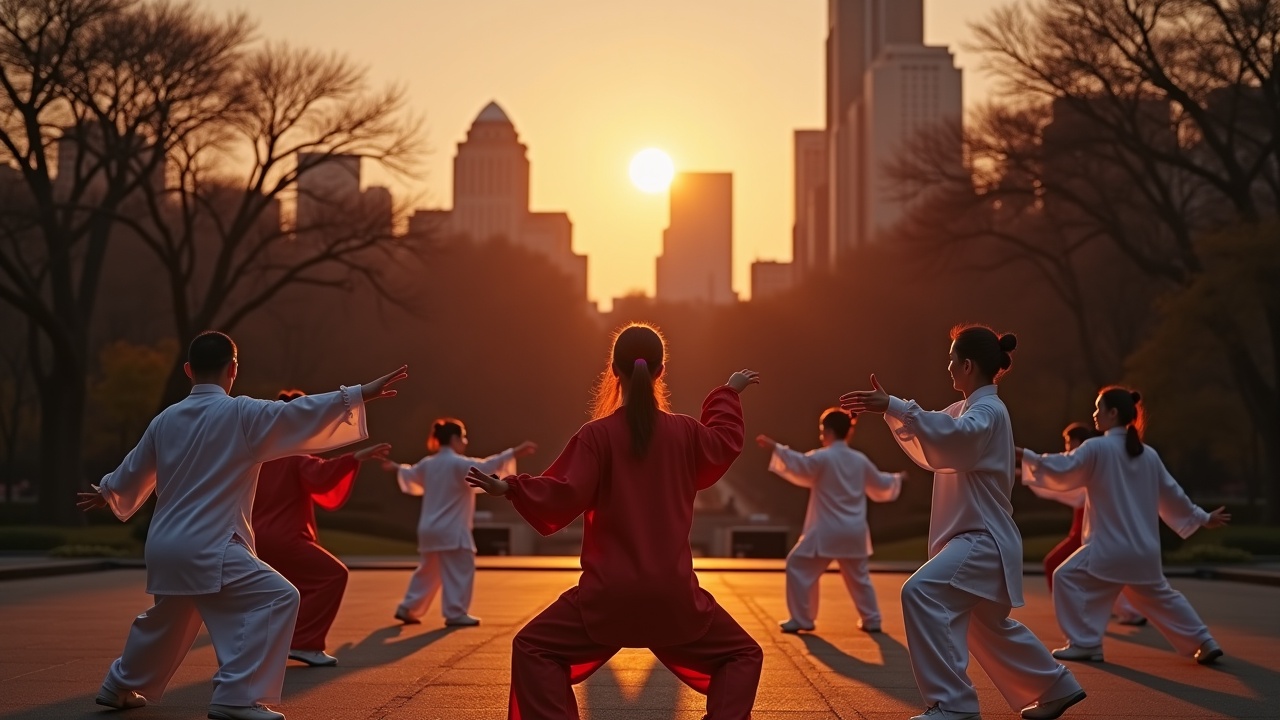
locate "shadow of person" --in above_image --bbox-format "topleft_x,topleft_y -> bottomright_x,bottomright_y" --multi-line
1090,655 -> 1280,718
799,631 -> 920,706
281,624 -> 460,696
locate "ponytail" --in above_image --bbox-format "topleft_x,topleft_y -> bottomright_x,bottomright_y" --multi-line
427,418 -> 464,453
1099,386 -> 1145,457
626,358 -> 658,457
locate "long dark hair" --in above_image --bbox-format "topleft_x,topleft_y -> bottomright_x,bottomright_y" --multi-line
950,324 -> 1017,381
427,418 -> 465,453
1099,386 -> 1145,457
591,323 -> 670,457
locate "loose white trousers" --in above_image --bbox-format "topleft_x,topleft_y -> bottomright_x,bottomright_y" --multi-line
1052,552 -> 1211,655
398,548 -> 475,620
785,553 -> 880,628
902,532 -> 1080,714
103,542 -> 300,706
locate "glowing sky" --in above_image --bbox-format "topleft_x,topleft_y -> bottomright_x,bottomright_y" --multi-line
199,0 -> 1012,306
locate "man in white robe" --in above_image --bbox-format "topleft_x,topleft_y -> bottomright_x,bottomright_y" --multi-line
384,420 -> 535,625
757,408 -> 903,634
1021,423 -> 1229,665
78,331 -> 407,720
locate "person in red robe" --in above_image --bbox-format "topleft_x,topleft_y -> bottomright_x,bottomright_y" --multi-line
252,390 -> 392,668
466,324 -> 763,720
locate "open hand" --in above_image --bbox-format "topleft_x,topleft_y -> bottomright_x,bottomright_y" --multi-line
513,441 -> 538,458
756,434 -> 777,451
466,467 -> 510,496
361,365 -> 409,402
76,491 -> 107,512
840,374 -> 890,414
1204,506 -> 1231,529
354,443 -> 393,463
727,369 -> 761,394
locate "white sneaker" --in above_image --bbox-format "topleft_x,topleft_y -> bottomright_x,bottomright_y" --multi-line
910,705 -> 981,720
95,683 -> 146,710
288,649 -> 338,667
1021,689 -> 1086,719
1195,638 -> 1223,665
208,704 -> 285,720
858,620 -> 882,633
779,619 -> 815,634
1051,644 -> 1104,663
444,614 -> 481,627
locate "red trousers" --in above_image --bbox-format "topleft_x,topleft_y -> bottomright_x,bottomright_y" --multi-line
509,588 -> 762,720
1043,508 -> 1085,591
257,540 -> 348,651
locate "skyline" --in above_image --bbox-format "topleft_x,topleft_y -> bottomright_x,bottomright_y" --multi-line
200,0 -> 1011,306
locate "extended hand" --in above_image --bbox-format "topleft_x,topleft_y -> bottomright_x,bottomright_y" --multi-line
354,443 -> 392,462
76,491 -> 107,512
1204,506 -> 1231,529
756,434 -> 777,451
465,467 -> 510,496
727,369 -> 761,394
379,459 -> 400,473
840,374 -> 890,414
513,441 -> 538,458
361,365 -> 409,402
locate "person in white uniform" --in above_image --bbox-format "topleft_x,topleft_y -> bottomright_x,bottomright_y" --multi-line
77,331 -> 408,720
383,417 -> 536,626
1018,386 -> 1230,665
756,407 -> 904,634
841,324 -> 1085,720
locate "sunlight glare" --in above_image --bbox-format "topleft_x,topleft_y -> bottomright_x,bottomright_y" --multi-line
629,148 -> 675,194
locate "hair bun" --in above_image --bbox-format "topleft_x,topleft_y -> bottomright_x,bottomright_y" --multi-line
998,333 -> 1018,352
1130,391 -> 1142,404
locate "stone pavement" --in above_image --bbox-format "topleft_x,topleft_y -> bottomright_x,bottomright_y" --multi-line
1,568 -> 1278,719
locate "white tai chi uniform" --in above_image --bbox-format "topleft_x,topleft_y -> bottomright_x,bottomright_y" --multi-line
1021,430 -> 1215,655
768,442 -> 902,628
885,385 -> 1081,716
395,447 -> 517,620
96,383 -> 367,706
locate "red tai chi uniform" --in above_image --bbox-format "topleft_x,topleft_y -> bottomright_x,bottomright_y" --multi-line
252,454 -> 358,651
1043,507 -> 1085,591
501,386 -> 763,720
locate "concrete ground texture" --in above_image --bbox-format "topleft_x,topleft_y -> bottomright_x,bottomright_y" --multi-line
1,567 -> 1278,719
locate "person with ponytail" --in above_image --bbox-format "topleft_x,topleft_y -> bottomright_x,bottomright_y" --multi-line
842,324 -> 1085,720
1018,386 -> 1230,666
757,408 -> 906,635
381,418 -> 536,626
465,323 -> 763,720
252,390 -> 394,667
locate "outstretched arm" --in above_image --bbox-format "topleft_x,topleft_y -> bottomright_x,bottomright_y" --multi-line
86,423 -> 159,521
470,432 -> 600,536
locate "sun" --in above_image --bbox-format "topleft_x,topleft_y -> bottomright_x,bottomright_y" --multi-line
629,148 -> 675,193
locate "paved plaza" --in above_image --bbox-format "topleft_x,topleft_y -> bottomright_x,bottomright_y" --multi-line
2,566 -> 1278,719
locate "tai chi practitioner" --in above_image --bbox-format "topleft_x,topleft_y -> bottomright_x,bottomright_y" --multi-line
842,324 -> 1085,720
1018,387 -> 1230,665
383,418 -> 536,626
252,390 -> 394,668
1031,422 -> 1143,626
466,324 -> 764,720
756,407 -> 904,634
78,331 -> 407,720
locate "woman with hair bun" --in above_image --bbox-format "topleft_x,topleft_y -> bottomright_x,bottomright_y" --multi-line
842,324 -> 1084,720
1019,386 -> 1230,665
465,323 -> 764,720
383,418 -> 537,626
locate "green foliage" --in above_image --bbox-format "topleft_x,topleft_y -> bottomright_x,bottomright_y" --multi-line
1182,525 -> 1280,556
47,544 -> 133,558
1164,544 -> 1253,565
0,527 -> 66,550
86,340 -> 178,468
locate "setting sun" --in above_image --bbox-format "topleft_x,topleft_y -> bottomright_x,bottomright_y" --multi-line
629,148 -> 675,194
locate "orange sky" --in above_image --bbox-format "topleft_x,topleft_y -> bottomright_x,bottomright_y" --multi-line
201,0 -> 1011,307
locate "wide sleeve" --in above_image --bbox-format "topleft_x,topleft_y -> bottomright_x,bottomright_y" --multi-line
1020,443 -> 1097,493
505,432 -> 600,536
865,468 -> 904,503
693,386 -> 745,490
767,445 -> 820,488
239,385 -> 368,464
96,420 -> 159,522
396,460 -> 427,497
1152,451 -> 1211,538
884,396 -> 996,473
470,449 -> 517,479
295,454 -> 360,511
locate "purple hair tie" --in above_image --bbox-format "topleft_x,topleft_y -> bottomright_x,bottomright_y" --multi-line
634,358 -> 648,369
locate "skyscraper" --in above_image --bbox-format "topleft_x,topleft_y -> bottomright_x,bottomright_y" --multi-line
295,152 -> 361,231
793,130 -> 828,271
655,172 -> 734,305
